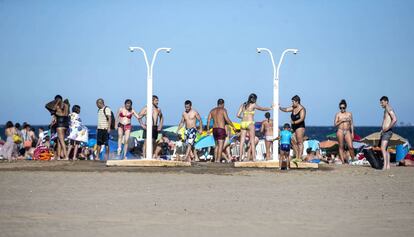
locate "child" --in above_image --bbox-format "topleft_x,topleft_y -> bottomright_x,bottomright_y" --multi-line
278,123 -> 293,170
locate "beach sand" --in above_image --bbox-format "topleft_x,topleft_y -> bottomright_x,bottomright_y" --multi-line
0,161 -> 413,237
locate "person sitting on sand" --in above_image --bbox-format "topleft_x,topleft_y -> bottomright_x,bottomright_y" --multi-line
260,112 -> 273,161
237,93 -> 272,161
398,154 -> 414,166
153,133 -> 171,159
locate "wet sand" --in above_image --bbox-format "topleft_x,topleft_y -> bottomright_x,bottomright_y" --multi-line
0,161 -> 413,237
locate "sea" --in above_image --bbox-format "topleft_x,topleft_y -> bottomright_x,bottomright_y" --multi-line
1,125 -> 413,145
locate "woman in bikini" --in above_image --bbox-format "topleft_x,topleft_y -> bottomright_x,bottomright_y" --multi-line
260,112 -> 274,161
237,93 -> 272,161
52,97 -> 70,160
116,99 -> 141,159
280,95 -> 306,159
334,99 -> 354,164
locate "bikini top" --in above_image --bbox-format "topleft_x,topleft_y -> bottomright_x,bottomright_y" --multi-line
120,110 -> 133,119
243,110 -> 255,115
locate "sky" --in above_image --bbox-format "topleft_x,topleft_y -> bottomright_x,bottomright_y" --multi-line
1,0 -> 413,126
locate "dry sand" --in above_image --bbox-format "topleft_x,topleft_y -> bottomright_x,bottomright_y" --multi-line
0,161 -> 413,237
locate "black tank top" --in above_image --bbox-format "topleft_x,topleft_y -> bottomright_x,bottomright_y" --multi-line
291,109 -> 305,131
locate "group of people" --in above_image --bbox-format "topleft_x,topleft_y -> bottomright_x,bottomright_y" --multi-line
1,93 -> 398,170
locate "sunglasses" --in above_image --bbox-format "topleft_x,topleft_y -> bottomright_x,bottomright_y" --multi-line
340,107 -> 346,110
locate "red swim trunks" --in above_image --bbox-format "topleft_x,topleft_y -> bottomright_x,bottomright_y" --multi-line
213,128 -> 226,141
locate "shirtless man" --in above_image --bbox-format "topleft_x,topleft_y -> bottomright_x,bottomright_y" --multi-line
177,100 -> 202,162
207,99 -> 235,163
260,112 -> 273,161
334,99 -> 354,164
138,95 -> 163,158
379,96 -> 397,170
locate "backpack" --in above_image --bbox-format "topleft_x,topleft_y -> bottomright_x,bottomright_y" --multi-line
363,148 -> 384,170
103,106 -> 115,130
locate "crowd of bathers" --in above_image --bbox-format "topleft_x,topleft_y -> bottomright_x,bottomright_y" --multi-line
0,94 -> 398,170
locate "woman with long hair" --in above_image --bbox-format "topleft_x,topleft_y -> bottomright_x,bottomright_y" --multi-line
280,95 -> 306,159
116,99 -> 141,160
334,99 -> 354,164
237,93 -> 272,161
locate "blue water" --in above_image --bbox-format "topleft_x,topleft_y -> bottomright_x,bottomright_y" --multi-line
1,125 -> 413,145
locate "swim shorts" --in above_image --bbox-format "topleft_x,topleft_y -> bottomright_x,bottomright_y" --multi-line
213,128 -> 226,141
185,128 -> 197,146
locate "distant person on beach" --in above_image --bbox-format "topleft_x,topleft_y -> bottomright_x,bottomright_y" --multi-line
379,96 -> 397,170
116,99 -> 141,159
0,121 -> 18,161
260,112 -> 274,161
280,95 -> 306,159
138,95 -> 163,158
67,105 -> 89,160
51,95 -> 70,160
177,100 -> 202,162
96,98 -> 112,161
207,98 -> 235,163
334,99 -> 355,164
237,93 -> 272,161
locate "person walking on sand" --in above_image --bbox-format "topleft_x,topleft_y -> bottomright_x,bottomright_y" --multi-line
116,99 -> 141,159
260,112 -> 274,161
96,98 -> 112,161
138,95 -> 163,158
176,100 -> 202,162
379,96 -> 397,170
207,99 -> 235,163
280,95 -> 306,159
334,99 -> 355,164
237,93 -> 272,161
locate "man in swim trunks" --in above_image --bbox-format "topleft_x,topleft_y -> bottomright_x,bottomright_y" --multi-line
138,95 -> 163,158
177,100 -> 202,162
207,99 -> 235,163
379,96 -> 397,170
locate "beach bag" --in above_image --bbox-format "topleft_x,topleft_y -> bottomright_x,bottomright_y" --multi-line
24,140 -> 32,149
363,148 -> 383,169
23,132 -> 32,149
104,106 -> 115,130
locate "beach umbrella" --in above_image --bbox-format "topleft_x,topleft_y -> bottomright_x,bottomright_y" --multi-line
195,135 -> 215,149
320,140 -> 338,149
163,126 -> 179,133
130,129 -> 162,141
361,132 -> 407,147
196,117 -> 214,128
